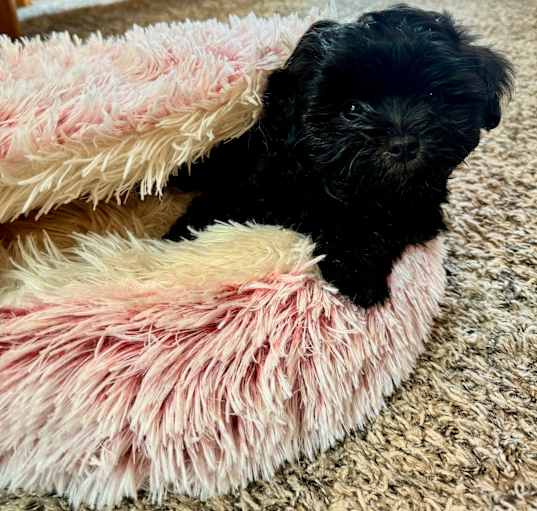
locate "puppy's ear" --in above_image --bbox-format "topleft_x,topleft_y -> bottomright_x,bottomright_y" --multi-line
261,20 -> 340,136
471,46 -> 514,131
285,20 -> 340,78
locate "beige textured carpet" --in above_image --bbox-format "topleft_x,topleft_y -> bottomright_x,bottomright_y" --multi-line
2,1 -> 536,510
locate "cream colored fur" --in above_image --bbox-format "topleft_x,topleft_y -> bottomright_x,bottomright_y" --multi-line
1,222 -> 320,306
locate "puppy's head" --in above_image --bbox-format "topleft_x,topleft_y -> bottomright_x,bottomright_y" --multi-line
263,4 -> 514,195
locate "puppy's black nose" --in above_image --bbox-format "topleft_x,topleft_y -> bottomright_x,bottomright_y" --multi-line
387,136 -> 420,161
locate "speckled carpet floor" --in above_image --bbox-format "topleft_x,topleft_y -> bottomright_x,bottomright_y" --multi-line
2,1 -> 536,510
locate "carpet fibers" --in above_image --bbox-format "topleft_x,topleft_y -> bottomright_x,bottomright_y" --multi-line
2,0 -> 536,510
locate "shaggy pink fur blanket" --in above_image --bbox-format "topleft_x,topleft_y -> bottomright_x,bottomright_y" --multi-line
0,9 -> 447,509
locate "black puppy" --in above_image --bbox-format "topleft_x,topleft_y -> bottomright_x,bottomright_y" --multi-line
165,4 -> 513,308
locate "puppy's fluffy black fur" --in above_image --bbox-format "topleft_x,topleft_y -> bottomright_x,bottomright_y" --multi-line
165,4 -> 513,308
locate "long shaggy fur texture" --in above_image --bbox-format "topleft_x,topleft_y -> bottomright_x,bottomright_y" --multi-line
0,10 -> 325,222
0,190 -> 192,291
0,9 -> 448,508
0,226 -> 445,508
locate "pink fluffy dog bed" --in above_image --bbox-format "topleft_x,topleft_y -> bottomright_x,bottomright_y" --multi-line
0,9 -> 446,509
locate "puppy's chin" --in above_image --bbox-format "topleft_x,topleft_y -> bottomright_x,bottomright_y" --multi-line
381,157 -> 456,182
379,151 -> 424,174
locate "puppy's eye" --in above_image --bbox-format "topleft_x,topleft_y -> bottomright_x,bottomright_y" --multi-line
427,91 -> 447,102
342,102 -> 359,119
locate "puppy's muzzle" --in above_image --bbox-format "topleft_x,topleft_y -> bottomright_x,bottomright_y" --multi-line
386,135 -> 420,162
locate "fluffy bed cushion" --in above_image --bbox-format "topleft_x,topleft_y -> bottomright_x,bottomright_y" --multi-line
0,225 -> 445,508
0,9 -> 446,509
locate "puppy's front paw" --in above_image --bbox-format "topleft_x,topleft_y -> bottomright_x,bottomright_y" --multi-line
320,259 -> 390,309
